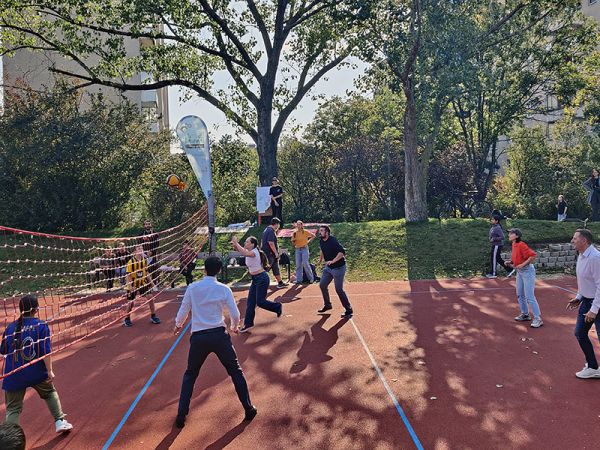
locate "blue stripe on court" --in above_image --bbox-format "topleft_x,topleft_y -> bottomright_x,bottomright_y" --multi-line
350,319 -> 424,450
102,322 -> 191,449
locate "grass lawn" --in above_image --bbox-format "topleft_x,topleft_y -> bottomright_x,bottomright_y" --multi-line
215,218 -> 600,282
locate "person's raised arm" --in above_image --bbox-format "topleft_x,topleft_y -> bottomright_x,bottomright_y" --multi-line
231,236 -> 255,257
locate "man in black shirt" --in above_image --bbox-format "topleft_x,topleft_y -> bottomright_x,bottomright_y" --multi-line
261,217 -> 288,288
317,226 -> 353,319
269,177 -> 284,225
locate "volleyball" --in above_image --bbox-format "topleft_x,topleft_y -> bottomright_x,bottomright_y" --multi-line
166,174 -> 187,191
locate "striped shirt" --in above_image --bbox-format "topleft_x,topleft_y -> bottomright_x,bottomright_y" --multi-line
126,257 -> 149,290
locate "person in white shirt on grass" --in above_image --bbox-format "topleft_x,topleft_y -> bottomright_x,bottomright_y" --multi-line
566,229 -> 600,379
173,257 -> 257,428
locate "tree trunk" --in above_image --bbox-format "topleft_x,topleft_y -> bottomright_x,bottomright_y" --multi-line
403,85 -> 428,222
256,105 -> 278,185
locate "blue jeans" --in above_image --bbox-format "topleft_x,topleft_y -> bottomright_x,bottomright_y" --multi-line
244,271 -> 281,327
516,265 -> 541,318
574,298 -> 600,370
320,265 -> 352,312
115,267 -> 127,285
295,247 -> 313,283
177,327 -> 252,417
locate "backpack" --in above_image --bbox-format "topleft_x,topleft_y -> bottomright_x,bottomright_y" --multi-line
303,263 -> 320,283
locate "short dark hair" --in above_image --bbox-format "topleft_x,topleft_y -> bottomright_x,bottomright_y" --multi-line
204,256 -> 223,276
576,228 -> 593,244
270,217 -> 281,225
320,225 -> 331,235
0,422 -> 26,450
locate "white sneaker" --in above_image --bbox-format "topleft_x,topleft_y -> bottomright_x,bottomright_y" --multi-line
575,366 -> 600,379
485,274 -> 497,279
55,418 -> 73,433
531,318 -> 543,328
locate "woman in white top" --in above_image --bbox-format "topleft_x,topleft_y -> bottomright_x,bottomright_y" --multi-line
232,236 -> 282,332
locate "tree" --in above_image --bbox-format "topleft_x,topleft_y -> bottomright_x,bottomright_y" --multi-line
0,83 -> 169,231
452,2 -> 597,197
0,0 -> 366,184
365,0 -> 588,221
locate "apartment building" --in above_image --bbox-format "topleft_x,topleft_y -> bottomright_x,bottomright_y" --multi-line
0,29 -> 169,133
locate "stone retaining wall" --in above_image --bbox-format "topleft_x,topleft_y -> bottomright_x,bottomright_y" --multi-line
500,243 -> 579,270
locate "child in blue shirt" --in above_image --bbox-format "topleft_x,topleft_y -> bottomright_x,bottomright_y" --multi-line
1,295 -> 73,433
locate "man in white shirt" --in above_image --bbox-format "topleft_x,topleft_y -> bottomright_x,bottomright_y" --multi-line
567,229 -> 600,379
173,257 -> 257,427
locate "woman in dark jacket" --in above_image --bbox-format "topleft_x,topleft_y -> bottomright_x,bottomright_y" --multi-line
583,168 -> 600,221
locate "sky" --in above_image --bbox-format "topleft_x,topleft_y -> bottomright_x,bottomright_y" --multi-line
167,57 -> 368,146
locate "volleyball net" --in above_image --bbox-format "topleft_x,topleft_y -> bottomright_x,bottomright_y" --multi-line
0,205 -> 209,379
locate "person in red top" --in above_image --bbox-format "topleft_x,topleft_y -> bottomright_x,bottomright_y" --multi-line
506,228 -> 543,328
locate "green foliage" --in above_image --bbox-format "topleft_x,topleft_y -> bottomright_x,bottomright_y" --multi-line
0,83 -> 169,231
279,92 -> 405,222
491,118 -> 600,219
210,136 -> 259,225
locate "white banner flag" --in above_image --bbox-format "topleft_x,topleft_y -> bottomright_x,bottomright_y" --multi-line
176,115 -> 213,200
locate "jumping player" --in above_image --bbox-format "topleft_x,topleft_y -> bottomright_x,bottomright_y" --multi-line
124,245 -> 161,327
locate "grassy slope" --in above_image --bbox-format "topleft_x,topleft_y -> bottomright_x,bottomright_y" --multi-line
216,218 -> 600,282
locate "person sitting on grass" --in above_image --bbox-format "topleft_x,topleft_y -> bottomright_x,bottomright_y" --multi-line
0,295 -> 73,434
124,245 -> 161,327
506,228 -> 543,328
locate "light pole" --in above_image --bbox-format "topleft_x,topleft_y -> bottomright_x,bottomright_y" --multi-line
175,115 -> 216,253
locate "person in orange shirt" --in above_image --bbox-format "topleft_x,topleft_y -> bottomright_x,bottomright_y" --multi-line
506,228 -> 543,328
291,221 -> 315,284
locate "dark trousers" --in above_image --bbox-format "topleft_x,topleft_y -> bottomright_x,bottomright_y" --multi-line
177,327 -> 252,417
181,262 -> 196,285
490,245 -> 509,276
574,298 -> 600,369
103,268 -> 115,289
593,202 -> 600,222
320,265 -> 352,312
271,203 -> 283,224
244,272 -> 281,327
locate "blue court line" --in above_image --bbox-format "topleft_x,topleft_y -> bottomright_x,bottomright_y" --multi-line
102,322 -> 191,449
350,319 -> 424,450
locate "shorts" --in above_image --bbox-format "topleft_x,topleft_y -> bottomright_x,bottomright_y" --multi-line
127,284 -> 150,300
266,254 -> 281,277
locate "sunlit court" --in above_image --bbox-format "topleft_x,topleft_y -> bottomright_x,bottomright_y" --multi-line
1,275 -> 597,449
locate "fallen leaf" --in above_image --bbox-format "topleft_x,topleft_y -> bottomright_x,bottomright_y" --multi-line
430,396 -> 437,400
496,384 -> 503,388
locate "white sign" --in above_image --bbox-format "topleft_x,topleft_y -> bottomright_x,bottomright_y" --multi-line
176,116 -> 213,200
256,186 -> 271,213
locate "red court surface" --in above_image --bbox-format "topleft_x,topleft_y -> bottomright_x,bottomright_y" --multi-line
2,276 -> 599,449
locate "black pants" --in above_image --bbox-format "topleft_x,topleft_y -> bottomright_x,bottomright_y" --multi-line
490,245 -> 509,276
177,327 -> 252,417
593,200 -> 600,222
271,202 -> 283,225
181,263 -> 196,285
103,268 -> 115,289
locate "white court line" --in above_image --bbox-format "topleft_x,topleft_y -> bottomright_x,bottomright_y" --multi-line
349,318 -> 424,449
259,285 -> 566,301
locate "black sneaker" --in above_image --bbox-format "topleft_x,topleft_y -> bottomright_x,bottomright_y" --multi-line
341,310 -> 353,319
277,281 -> 289,289
244,406 -> 258,421
239,324 -> 254,333
124,318 -> 133,327
317,305 -> 333,314
277,304 -> 283,318
175,415 -> 185,428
